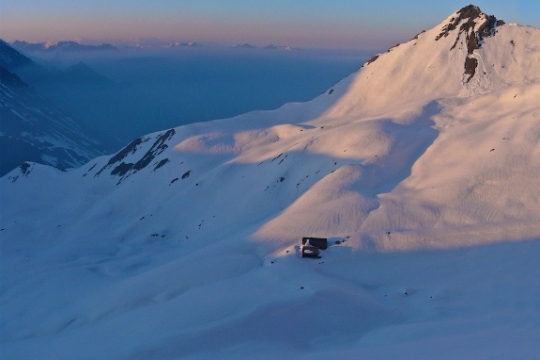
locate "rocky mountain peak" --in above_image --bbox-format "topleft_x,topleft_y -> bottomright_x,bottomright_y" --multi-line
435,5 -> 505,82
436,5 -> 503,47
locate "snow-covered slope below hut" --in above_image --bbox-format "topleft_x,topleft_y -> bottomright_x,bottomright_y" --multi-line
1,5 -> 539,360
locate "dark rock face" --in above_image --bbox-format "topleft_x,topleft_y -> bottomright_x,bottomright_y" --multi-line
154,158 -> 169,171
99,138 -> 144,174
19,162 -> 31,175
110,162 -> 134,177
96,129 -> 176,182
436,5 -> 503,83
6,162 -> 33,183
436,5 -> 483,41
181,171 -> 191,179
464,57 -> 479,82
412,30 -> 426,41
364,55 -> 380,67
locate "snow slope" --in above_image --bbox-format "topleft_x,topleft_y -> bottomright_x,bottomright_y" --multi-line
1,5 -> 539,359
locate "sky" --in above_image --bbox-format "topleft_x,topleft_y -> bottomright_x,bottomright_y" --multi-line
1,0 -> 539,49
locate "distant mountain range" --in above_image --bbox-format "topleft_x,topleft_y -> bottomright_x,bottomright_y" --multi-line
10,39 -> 299,51
11,40 -> 118,53
230,43 -> 297,50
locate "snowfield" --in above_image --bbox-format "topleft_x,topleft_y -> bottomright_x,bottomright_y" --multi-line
1,6 -> 540,359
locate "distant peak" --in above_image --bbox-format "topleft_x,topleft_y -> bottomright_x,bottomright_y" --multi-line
458,4 -> 482,19
231,43 -> 256,49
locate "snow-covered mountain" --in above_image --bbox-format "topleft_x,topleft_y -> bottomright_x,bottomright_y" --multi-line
0,41 -> 107,175
1,5 -> 539,359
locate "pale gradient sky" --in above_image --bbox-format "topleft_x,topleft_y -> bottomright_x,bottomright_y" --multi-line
1,1 -> 538,49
